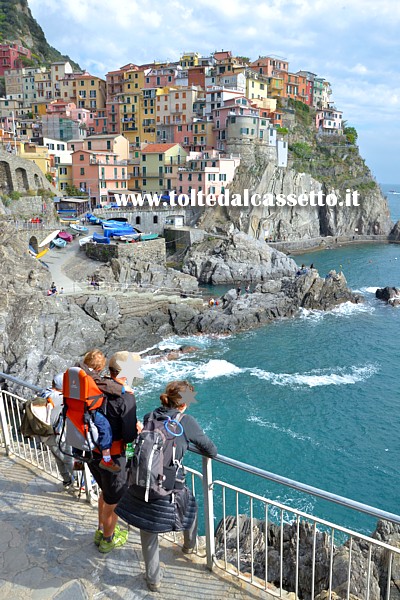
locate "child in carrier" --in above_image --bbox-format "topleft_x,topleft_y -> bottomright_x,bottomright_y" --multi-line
80,350 -> 126,473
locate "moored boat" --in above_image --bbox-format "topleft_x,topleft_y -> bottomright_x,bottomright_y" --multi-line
70,224 -> 89,234
52,238 -> 67,248
140,233 -> 159,241
93,231 -> 110,244
58,231 -> 73,242
79,235 -> 93,247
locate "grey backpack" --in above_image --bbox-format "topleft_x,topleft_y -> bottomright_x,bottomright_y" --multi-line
129,411 -> 185,502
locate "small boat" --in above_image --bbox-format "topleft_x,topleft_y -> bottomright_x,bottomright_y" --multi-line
52,238 -> 67,248
70,224 -> 89,234
103,217 -> 128,223
79,235 -> 93,247
114,233 -> 141,241
93,231 -> 110,244
140,233 -> 159,241
104,226 -> 135,237
87,214 -> 102,224
36,247 -> 49,259
58,231 -> 73,243
38,230 -> 60,248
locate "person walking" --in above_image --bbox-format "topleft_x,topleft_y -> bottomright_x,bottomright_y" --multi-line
115,380 -> 217,592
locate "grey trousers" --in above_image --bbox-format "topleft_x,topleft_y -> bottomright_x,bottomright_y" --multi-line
140,513 -> 198,585
45,435 -> 74,484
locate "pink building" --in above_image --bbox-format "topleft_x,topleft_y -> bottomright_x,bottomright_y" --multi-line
71,149 -> 128,206
0,42 -> 31,76
178,150 -> 240,199
212,96 -> 259,150
315,104 -> 343,134
250,56 -> 289,78
143,67 -> 177,89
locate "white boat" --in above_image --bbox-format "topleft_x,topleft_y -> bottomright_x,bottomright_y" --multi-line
70,224 -> 89,233
38,230 -> 60,248
79,235 -> 93,247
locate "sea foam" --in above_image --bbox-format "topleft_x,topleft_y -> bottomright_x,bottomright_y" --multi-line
249,364 -> 378,388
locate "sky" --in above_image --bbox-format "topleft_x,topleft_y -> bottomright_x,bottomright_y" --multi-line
29,0 -> 400,184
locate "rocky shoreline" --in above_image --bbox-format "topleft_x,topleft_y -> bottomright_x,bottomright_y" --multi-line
0,223 -> 362,386
215,516 -> 399,600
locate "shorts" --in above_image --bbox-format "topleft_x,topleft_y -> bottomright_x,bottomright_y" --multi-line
88,455 -> 128,505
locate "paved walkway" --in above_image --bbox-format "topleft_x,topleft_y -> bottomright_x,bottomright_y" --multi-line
0,451 -> 265,600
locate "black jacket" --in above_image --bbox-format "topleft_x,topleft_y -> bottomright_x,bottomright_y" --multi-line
115,405 -> 217,533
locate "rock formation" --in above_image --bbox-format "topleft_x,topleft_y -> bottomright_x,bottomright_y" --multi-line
0,222 -> 362,387
182,232 -> 297,284
215,516 -> 399,600
375,287 -> 400,306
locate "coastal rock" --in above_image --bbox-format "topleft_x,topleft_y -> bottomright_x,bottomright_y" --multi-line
375,287 -> 400,306
182,232 -> 297,284
215,517 -> 395,600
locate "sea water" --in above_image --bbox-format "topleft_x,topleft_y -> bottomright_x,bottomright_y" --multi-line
135,183 -> 400,535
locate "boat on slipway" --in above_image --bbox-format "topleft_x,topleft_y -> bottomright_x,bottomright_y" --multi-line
58,231 -> 73,243
79,235 -> 93,247
93,231 -> 110,244
38,230 -> 60,248
70,224 -> 89,234
52,238 -> 67,248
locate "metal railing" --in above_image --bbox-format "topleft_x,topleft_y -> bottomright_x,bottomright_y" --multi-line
1,372 -> 400,599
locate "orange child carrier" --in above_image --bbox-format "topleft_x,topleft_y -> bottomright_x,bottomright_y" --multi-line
60,366 -> 105,461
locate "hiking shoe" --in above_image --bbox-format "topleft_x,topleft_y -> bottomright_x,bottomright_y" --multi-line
94,529 -> 103,546
98,528 -> 128,553
99,458 -> 121,473
146,580 -> 161,592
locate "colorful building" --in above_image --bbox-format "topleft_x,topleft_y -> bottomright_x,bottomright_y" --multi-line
71,149 -> 129,206
178,150 -> 240,199
0,42 -> 32,77
140,143 -> 187,193
315,105 -> 343,134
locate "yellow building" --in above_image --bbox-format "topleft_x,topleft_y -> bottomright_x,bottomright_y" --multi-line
180,52 -> 201,68
17,141 -> 51,176
119,67 -> 145,151
57,163 -> 73,193
74,74 -> 106,111
140,143 -> 187,194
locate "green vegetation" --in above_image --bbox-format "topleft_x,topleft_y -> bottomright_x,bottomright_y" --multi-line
290,141 -> 313,160
277,127 -> 289,135
37,188 -> 55,199
343,125 -> 358,145
65,183 -> 83,196
0,0 -> 80,68
9,191 -> 21,200
45,173 -> 53,183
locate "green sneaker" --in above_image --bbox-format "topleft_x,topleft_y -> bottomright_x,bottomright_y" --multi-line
94,529 -> 103,546
98,527 -> 128,554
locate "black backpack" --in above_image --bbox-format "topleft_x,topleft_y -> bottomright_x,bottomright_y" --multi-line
129,411 -> 185,502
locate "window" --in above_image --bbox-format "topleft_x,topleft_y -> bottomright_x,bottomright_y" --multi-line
158,154 -> 163,161
136,216 -> 141,224
159,179 -> 163,186
142,155 -> 146,161
59,167 -> 67,175
153,215 -> 158,224
106,140 -> 111,150
80,167 -> 85,175
80,154 -> 84,160
208,174 -> 216,181
87,141 -> 91,150
219,174 -> 227,181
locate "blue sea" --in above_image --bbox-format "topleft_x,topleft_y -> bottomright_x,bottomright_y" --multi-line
136,183 -> 400,535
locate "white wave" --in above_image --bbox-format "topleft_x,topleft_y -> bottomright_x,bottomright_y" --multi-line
250,364 -> 378,388
361,286 -> 379,294
298,308 -> 325,322
194,359 -> 242,380
330,301 -> 375,316
141,358 -> 242,387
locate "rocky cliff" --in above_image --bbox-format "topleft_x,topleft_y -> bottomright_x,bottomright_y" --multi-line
0,0 -> 80,68
200,102 -> 391,242
0,223 -> 362,386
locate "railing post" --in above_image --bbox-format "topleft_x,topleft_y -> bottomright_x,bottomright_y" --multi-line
202,455 -> 215,571
0,390 -> 11,455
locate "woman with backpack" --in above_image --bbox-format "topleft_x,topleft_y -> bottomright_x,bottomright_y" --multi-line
115,380 -> 217,593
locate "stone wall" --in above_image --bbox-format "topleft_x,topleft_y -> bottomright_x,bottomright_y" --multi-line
226,139 -> 277,167
85,237 -> 166,264
0,149 -> 56,196
94,206 -> 201,234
